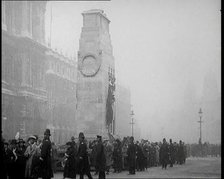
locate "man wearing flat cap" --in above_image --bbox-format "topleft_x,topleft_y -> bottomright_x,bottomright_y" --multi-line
96,135 -> 106,179
77,132 -> 93,179
39,129 -> 53,179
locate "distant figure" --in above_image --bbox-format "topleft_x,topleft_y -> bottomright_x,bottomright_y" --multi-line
63,141 -> 77,179
177,140 -> 184,165
169,139 -> 175,167
104,140 -> 113,175
159,138 -> 169,169
77,132 -> 93,179
127,136 -> 136,175
39,129 -> 53,179
96,135 -> 106,179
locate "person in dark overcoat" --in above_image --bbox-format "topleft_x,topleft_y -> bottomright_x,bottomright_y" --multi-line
136,142 -> 144,171
15,139 -> 26,179
169,139 -> 175,167
63,141 -> 77,179
159,138 -> 169,169
77,132 -> 93,179
96,135 -> 106,179
8,139 -> 18,179
177,140 -> 184,165
89,140 -> 98,175
104,140 -> 113,174
112,139 -> 122,173
39,129 -> 53,179
3,141 -> 15,179
127,136 -> 136,175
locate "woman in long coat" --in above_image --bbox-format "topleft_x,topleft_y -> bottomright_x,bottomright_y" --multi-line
24,136 -> 37,179
63,141 -> 77,179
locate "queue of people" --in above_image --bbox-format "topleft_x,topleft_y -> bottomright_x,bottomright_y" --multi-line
2,129 -> 53,179
1,130 -> 187,179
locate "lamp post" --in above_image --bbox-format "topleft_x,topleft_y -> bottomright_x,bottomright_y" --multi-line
198,108 -> 203,156
130,110 -> 135,137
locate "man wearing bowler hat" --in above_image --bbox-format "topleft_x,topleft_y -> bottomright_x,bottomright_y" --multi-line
96,135 -> 106,179
39,129 -> 53,179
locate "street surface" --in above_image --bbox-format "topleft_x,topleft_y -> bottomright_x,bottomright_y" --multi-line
53,157 -> 221,178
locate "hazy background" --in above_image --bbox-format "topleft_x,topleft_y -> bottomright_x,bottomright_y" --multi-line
45,0 -> 221,143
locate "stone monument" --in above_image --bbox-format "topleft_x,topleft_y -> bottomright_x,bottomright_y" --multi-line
76,9 -> 115,139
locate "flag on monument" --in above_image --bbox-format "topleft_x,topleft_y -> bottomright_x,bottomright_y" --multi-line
15,132 -> 20,140
106,83 -> 114,126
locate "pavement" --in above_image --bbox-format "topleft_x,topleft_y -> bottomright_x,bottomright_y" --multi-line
53,157 -> 221,178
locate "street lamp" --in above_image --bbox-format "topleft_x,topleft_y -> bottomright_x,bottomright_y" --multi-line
198,108 -> 203,156
130,110 -> 135,137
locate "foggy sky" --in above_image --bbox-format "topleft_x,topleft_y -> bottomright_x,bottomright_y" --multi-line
45,0 -> 221,143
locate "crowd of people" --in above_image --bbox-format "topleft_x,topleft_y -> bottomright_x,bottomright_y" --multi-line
1,129 -> 187,179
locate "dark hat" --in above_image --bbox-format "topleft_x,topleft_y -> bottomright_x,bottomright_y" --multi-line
44,129 -> 51,136
71,136 -> 75,140
130,136 -> 134,141
18,139 -> 25,143
33,135 -> 38,140
11,139 -> 17,145
79,132 -> 84,139
97,135 -> 102,139
66,141 -> 72,146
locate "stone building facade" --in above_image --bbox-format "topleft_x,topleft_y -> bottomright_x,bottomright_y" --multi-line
2,1 -> 77,144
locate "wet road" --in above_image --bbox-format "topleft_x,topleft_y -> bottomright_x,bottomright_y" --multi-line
53,157 -> 221,178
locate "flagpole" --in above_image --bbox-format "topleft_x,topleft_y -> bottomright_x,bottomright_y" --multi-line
49,1 -> 53,48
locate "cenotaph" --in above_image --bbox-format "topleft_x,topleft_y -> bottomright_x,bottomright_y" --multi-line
76,9 -> 115,139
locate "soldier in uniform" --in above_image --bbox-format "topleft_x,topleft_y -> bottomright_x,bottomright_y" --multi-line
159,138 -> 169,169
96,135 -> 106,179
39,129 -> 53,179
127,136 -> 136,175
77,132 -> 93,179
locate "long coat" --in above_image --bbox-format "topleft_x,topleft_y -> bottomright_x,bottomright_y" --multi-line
159,143 -> 169,165
96,142 -> 106,172
77,141 -> 90,173
31,145 -> 42,179
63,145 -> 77,178
24,144 -> 37,178
40,139 -> 53,179
104,143 -> 113,167
169,143 -> 175,164
15,146 -> 26,179
127,143 -> 136,168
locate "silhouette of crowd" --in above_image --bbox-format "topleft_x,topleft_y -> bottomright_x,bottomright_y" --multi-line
2,130 -> 188,179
